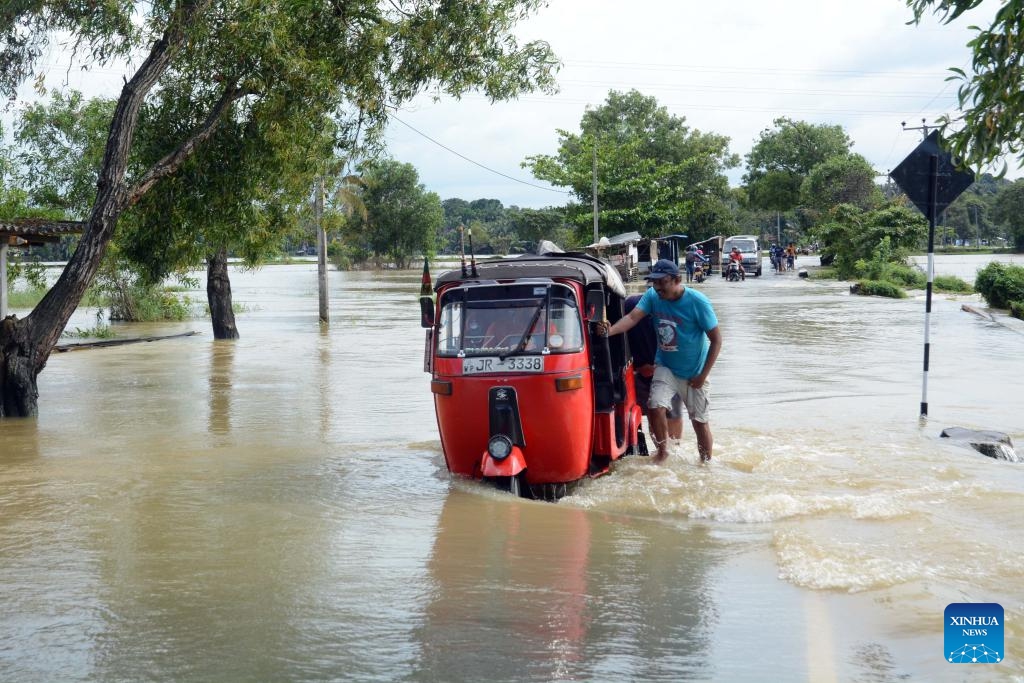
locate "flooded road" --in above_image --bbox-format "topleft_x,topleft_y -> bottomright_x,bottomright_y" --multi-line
2,256 -> 1023,682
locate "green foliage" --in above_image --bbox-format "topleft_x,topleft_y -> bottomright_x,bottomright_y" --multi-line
524,89 -> 738,241
1010,301 -> 1024,320
800,154 -> 883,214
91,253 -> 193,322
991,179 -> 1024,250
22,260 -> 48,290
5,258 -> 49,294
507,207 -> 567,250
62,311 -> 115,340
812,203 -> 928,279
974,261 -> 1024,309
853,280 -> 907,298
11,90 -> 114,216
905,0 -> 1024,171
933,275 -> 973,293
854,241 -> 927,288
120,86 -> 325,284
743,117 -> 853,212
346,159 -> 442,268
437,200 -> 571,254
4,257 -> 50,308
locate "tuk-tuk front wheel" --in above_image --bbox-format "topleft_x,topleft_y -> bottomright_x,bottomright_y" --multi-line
496,472 -> 526,498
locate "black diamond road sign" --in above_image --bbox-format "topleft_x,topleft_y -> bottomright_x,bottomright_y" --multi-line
889,130 -> 974,221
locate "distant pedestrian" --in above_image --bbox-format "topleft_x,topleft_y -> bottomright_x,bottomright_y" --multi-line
683,248 -> 700,283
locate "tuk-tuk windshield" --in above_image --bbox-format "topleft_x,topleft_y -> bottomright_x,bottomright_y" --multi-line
436,283 -> 583,357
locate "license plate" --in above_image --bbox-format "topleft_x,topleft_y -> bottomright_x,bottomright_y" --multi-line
462,356 -> 544,375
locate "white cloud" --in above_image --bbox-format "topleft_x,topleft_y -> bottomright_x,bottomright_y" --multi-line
6,0 -> 1007,210
385,0 -> 1006,207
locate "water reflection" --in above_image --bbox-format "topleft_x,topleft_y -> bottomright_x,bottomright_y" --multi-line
208,340 -> 235,437
413,489 -> 721,682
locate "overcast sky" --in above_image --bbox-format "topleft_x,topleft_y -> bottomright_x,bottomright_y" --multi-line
385,0 -> 1000,208
12,0 -> 1003,210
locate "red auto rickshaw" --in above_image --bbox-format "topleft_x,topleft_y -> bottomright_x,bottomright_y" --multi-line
421,251 -> 646,500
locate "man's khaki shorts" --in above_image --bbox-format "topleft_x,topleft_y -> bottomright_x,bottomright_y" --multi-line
650,365 -> 710,423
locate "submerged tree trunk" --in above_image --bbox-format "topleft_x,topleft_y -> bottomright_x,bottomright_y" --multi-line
0,315 -> 40,417
207,249 -> 239,340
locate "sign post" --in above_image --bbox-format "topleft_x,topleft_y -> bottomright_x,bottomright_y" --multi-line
889,131 -> 974,417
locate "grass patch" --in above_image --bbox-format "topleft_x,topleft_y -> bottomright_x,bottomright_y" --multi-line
4,289 -> 46,308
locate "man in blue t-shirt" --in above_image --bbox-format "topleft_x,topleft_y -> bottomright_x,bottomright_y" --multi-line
598,259 -> 722,463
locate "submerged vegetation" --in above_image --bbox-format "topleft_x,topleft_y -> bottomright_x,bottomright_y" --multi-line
975,262 -> 1024,318
61,310 -> 115,339
852,280 -> 907,298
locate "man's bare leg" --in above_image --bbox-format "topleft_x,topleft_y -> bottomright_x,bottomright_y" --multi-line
668,416 -> 683,440
648,407 -> 670,461
692,419 -> 713,462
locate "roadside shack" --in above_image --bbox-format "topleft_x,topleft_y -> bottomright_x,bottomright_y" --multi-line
585,231 -> 642,281
636,233 -> 688,276
688,235 -> 723,275
1,219 -> 85,319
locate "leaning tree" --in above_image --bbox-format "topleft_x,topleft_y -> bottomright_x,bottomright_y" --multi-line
0,0 -> 558,417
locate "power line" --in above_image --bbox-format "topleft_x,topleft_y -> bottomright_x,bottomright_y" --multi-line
450,91 -> 957,118
390,115 -> 570,195
557,78 -> 952,99
561,58 -> 956,80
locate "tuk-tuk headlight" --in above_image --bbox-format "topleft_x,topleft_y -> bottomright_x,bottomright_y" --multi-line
488,435 -> 513,460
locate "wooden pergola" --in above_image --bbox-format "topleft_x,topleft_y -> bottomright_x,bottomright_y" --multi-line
1,219 -> 86,319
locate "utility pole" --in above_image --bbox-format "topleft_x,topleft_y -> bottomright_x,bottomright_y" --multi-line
316,176 -> 329,324
971,205 -> 980,249
902,118 -> 930,139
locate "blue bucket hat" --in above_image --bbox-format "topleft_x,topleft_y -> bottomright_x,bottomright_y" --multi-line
644,259 -> 680,281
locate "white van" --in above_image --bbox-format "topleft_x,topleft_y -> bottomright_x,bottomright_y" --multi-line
721,235 -> 762,277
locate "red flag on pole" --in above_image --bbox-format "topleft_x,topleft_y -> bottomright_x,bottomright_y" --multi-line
420,258 -> 433,296
419,258 -> 434,327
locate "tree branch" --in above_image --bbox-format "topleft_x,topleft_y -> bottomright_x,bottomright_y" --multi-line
125,83 -> 249,208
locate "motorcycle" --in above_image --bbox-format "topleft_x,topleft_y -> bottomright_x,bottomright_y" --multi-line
725,261 -> 744,282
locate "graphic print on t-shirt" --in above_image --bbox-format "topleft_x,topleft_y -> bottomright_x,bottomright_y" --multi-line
655,319 -> 678,352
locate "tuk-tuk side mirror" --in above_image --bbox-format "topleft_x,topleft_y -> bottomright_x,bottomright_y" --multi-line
420,295 -> 435,328
585,289 -> 605,321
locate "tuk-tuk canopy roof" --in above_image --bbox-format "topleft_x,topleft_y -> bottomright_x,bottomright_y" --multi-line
434,252 -> 626,298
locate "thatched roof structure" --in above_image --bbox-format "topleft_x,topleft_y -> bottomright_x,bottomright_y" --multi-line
1,219 -> 86,246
